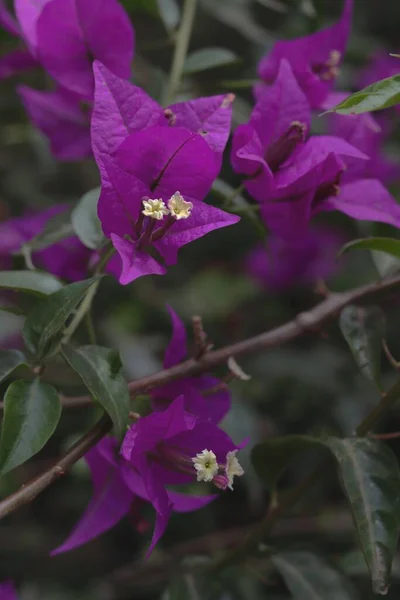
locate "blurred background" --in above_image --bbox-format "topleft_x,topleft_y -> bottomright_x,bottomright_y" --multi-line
1,0 -> 400,597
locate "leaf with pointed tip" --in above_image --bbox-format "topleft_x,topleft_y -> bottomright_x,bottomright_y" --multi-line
272,551 -> 360,600
339,305 -> 385,387
23,278 -> 99,359
325,437 -> 400,595
71,187 -> 105,250
340,237 -> 400,260
0,380 -> 61,475
183,48 -> 239,75
0,270 -> 63,296
328,75 -> 400,114
157,0 -> 179,31
61,345 -> 130,439
251,435 -> 320,492
0,350 -> 27,385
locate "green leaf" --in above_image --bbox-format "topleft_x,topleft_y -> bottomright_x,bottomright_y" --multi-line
23,278 -> 99,359
157,0 -> 180,31
21,208 -> 74,253
0,380 -> 61,475
253,434 -> 400,594
340,237 -> 400,260
62,345 -> 130,438
272,551 -> 360,600
71,187 -> 105,250
0,305 -> 27,316
183,48 -> 239,75
339,305 -> 385,387
324,437 -> 400,595
251,435 -> 319,492
328,75 -> 400,114
0,270 -> 63,296
0,350 -> 27,384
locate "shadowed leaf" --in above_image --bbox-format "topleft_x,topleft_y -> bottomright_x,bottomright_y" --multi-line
0,380 -> 61,475
339,305 -> 385,387
23,278 -> 99,359
0,270 -> 63,296
272,551 -> 360,599
62,345 -> 130,439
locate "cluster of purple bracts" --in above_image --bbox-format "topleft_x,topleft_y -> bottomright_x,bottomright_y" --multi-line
0,0 -> 400,569
52,307 -> 246,557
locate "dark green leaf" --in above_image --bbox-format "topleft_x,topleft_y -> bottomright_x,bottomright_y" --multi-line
272,551 -> 360,600
62,345 -> 130,438
21,208 -> 74,253
0,350 -> 27,385
251,435 -> 319,492
183,48 -> 239,75
71,187 -> 105,250
0,380 -> 61,475
0,270 -> 63,296
325,437 -> 400,595
23,278 -> 99,359
339,305 -> 385,387
0,305 -> 27,316
328,75 -> 400,114
157,0 -> 180,30
340,237 -> 400,260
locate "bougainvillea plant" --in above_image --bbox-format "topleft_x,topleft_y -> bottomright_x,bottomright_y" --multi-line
2,0 -> 400,597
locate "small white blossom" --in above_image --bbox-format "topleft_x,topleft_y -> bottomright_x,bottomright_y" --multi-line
168,192 -> 193,220
192,449 -> 218,482
142,198 -> 169,220
225,450 -> 244,490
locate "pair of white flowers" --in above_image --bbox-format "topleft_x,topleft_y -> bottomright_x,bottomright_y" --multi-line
142,191 -> 193,220
192,449 -> 244,490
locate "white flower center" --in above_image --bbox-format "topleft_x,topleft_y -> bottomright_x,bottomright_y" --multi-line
225,450 -> 244,490
142,198 -> 169,220
192,449 -> 218,482
168,192 -> 193,220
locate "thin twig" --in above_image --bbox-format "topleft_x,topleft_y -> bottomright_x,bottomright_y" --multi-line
370,431 -> 400,440
164,0 -> 197,104
1,273 -> 400,518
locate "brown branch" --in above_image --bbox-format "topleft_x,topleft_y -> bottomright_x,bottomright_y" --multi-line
0,415 -> 111,520
112,511 -> 353,590
1,272 -> 400,520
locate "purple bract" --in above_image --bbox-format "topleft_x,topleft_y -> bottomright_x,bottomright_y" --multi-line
256,0 -> 353,108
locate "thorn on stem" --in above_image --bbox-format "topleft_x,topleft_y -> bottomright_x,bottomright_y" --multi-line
32,364 -> 45,377
192,315 -> 213,359
382,339 -> 400,372
128,411 -> 141,421
314,279 -> 330,297
227,356 -> 251,381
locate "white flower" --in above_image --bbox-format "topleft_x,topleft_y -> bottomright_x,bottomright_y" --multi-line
192,449 -> 218,482
142,198 -> 169,220
168,192 -> 193,220
225,450 -> 244,490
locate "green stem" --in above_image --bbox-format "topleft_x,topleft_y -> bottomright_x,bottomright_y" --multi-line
164,0 -> 197,105
356,378 -> 400,435
63,280 -> 100,344
96,241 -> 115,274
85,309 -> 97,345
